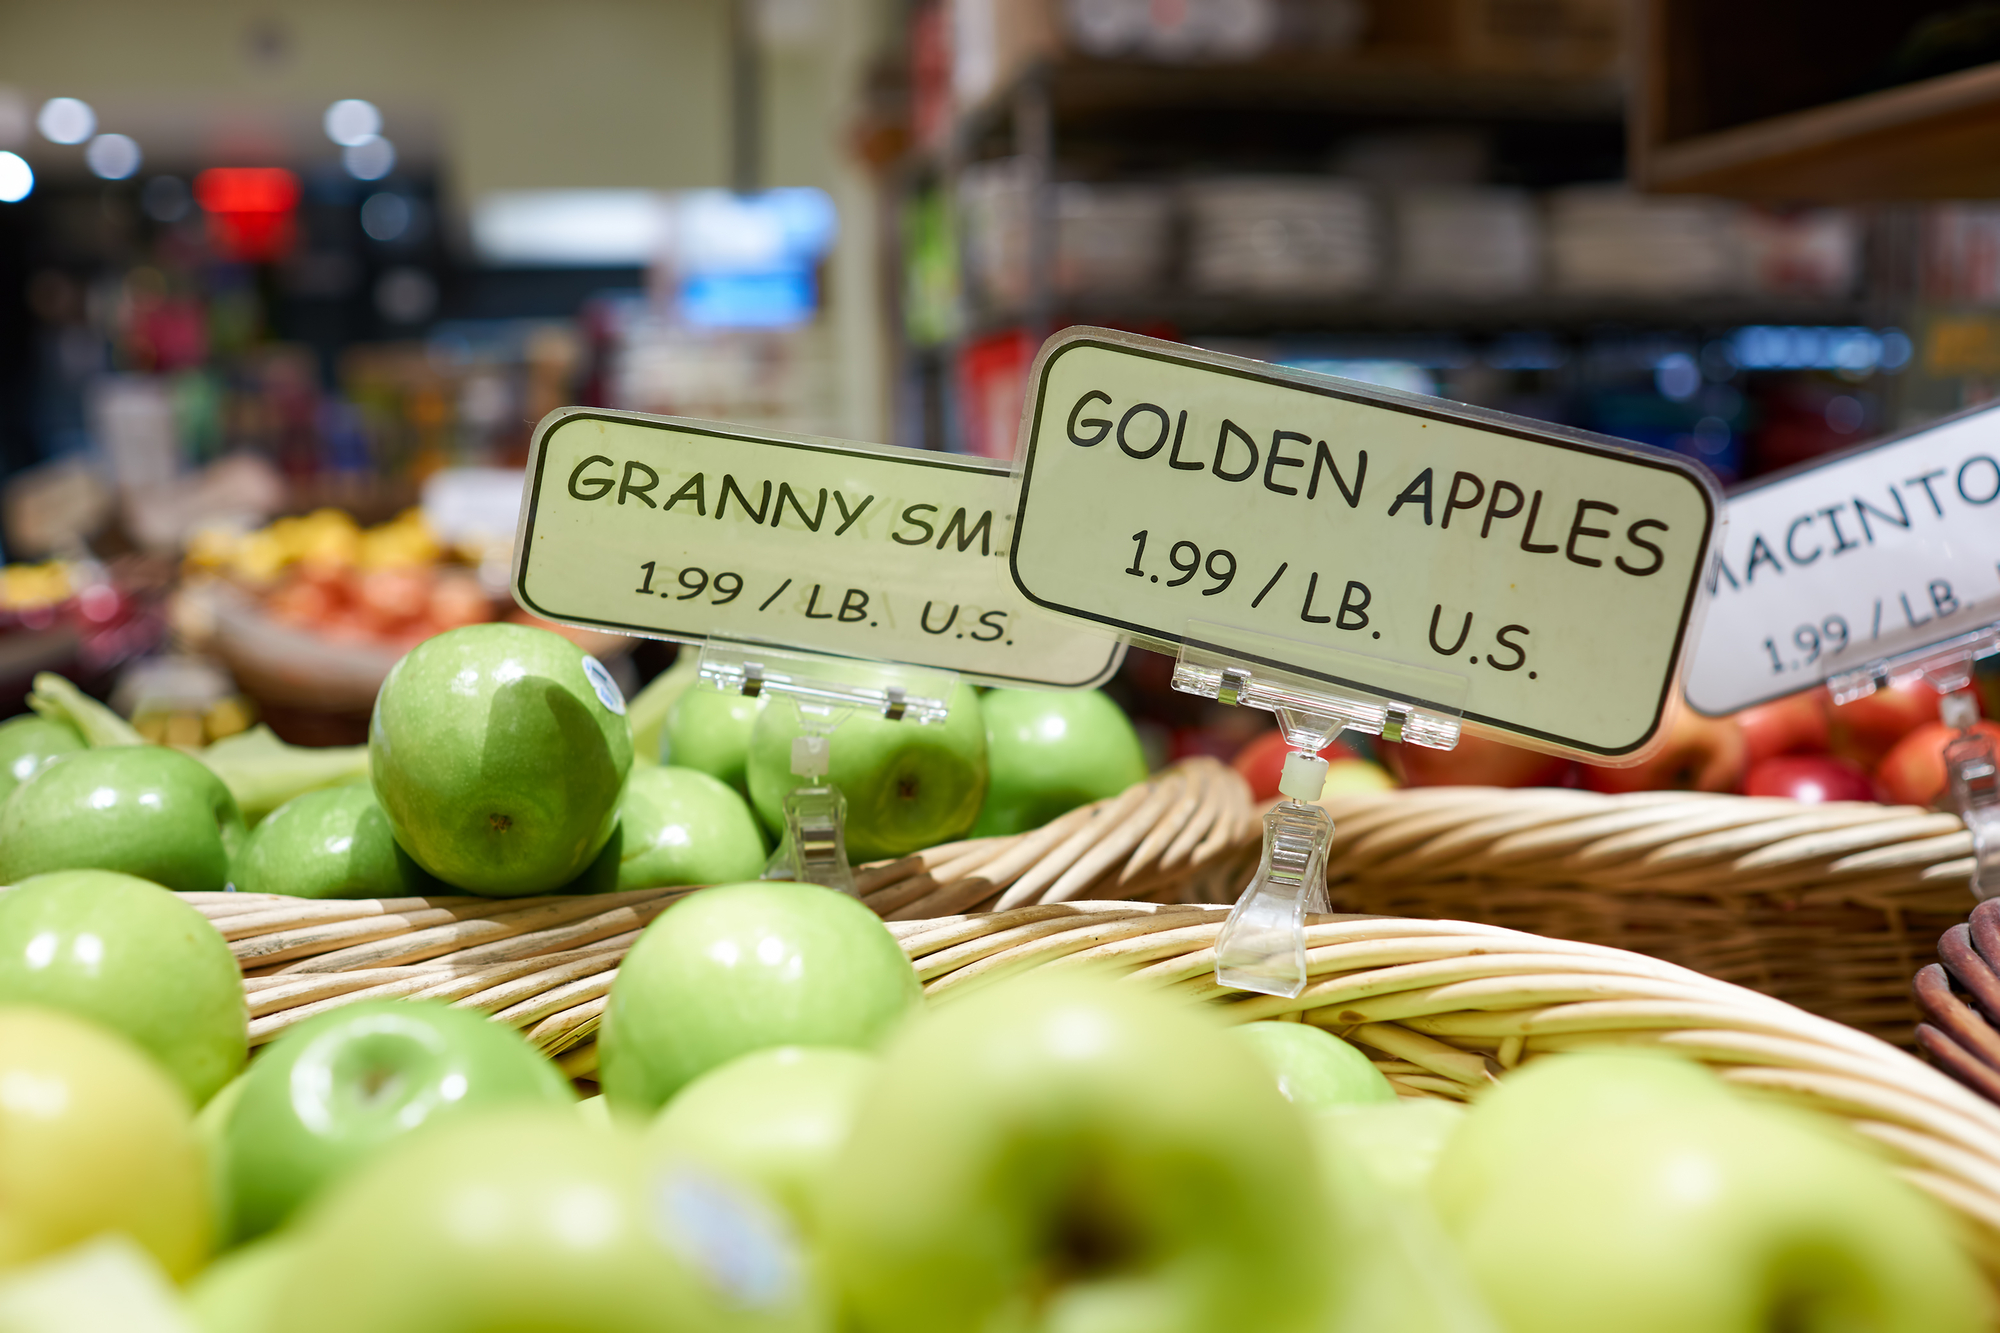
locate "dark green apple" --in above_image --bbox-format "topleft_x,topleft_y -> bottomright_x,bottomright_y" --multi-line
0,869 -> 246,1104
220,998 -> 573,1241
232,785 -> 442,899
1228,1020 -> 1395,1109
566,765 -> 768,895
370,623 -> 633,896
971,687 -> 1146,837
274,1109 -> 820,1333
661,684 -> 768,799
747,683 -> 986,862
0,714 -> 84,800
821,971 -> 1331,1333
0,747 -> 245,893
600,881 -> 921,1114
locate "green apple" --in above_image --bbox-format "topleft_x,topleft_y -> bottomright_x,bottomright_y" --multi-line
1438,1054 -> 1990,1333
0,714 -> 84,800
748,684 -> 986,862
0,1007 -> 211,1281
600,880 -> 921,1114
0,746 -> 245,893
232,785 -> 442,899
370,623 -> 633,896
186,1234 -> 297,1333
274,1109 -> 820,1333
566,765 -> 767,894
821,971 -> 1331,1333
220,998 -> 573,1241
1324,757 -> 1397,794
1228,1020 -> 1395,1109
1312,1098 -> 1464,1199
971,687 -> 1146,837
0,870 -> 246,1104
661,679 -> 767,797
649,1045 -> 878,1235
628,653 -> 703,767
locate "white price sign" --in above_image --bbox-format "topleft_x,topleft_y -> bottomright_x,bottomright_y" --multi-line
1009,330 -> 1720,758
512,409 -> 1123,689
1686,401 -> 2000,715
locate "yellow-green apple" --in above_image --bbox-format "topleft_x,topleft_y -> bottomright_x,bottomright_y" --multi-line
1228,1020 -> 1395,1109
628,653 -> 702,767
0,714 -> 83,800
1582,702 -> 1746,793
274,1109 -> 820,1333
747,684 -> 986,862
1312,1099 -> 1465,1199
566,765 -> 767,894
662,684 -> 769,800
970,688 -> 1146,837
232,785 -> 441,898
0,747 -> 245,893
0,870 -> 245,1104
0,1007 -> 211,1281
219,998 -> 572,1241
186,1234 -> 297,1333
600,881 -> 921,1115
820,972 -> 1331,1333
370,624 -> 632,896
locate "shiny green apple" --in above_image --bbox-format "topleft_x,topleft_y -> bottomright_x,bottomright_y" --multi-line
566,765 -> 767,894
220,998 -> 573,1241
971,687 -> 1146,837
748,684 -> 986,862
1228,1020 -> 1395,1110
0,870 -> 245,1104
0,715 -> 84,801
232,785 -> 441,899
600,881 -> 921,1114
274,1109 -> 821,1333
822,971 -> 1331,1333
662,683 -> 768,799
370,623 -> 633,896
0,747 -> 245,893
628,653 -> 702,767
0,1007 -> 211,1281
649,1045 -> 878,1235
186,1234 -> 297,1333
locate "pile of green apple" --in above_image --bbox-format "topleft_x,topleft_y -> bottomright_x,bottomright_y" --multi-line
0,864 -> 1987,1332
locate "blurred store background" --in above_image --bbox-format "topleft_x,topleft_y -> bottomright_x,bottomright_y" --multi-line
1,0 -> 1998,755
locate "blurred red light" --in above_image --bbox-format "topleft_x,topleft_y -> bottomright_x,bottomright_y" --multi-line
194,168 -> 299,263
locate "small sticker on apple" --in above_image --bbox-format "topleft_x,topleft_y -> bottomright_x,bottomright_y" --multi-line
581,655 -> 626,715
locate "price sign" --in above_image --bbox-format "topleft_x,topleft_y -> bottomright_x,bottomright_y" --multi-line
513,408 -> 1123,689
1009,330 -> 1720,757
1686,400 -> 2000,715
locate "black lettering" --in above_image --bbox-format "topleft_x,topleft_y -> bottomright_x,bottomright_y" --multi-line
893,504 -> 937,546
567,455 -> 616,502
1388,469 -> 1435,526
1307,444 -> 1366,507
1487,624 -> 1530,672
1067,391 -> 1113,447
1933,580 -> 1961,617
1300,573 -> 1332,624
1520,490 -> 1559,553
1337,581 -> 1370,630
1745,535 -> 1784,583
803,585 -> 833,619
772,483 -> 827,531
1854,489 -> 1910,543
1428,605 -> 1473,656
663,473 -> 706,516
1617,520 -> 1668,577
1784,516 -> 1820,566
971,611 -> 1007,642
1707,553 -> 1740,594
832,492 -> 872,535
1213,420 -> 1259,483
1481,481 -> 1525,538
919,602 -> 958,634
838,588 -> 868,622
1167,411 -> 1201,470
1263,430 -> 1308,495
1565,500 -> 1618,568
1959,455 -> 2000,505
936,508 -> 994,555
1117,403 -> 1171,460
1907,468 -> 1948,517
1815,506 -> 1861,554
1902,592 -> 1932,629
717,475 -> 772,524
616,460 -> 659,507
1440,472 -> 1485,530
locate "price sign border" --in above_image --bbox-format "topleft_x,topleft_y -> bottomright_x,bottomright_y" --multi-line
1006,329 -> 1721,758
512,407 -> 1125,691
1687,395 -> 2000,717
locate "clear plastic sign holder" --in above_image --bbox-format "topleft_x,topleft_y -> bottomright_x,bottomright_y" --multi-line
695,637 -> 956,896
1172,622 -> 1468,998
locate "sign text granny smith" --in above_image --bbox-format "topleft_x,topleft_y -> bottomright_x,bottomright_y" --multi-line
514,409 -> 1122,688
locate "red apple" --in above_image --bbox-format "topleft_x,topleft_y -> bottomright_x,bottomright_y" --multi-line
1583,705 -> 1746,794
1734,689 -> 1830,765
1741,754 -> 1877,803
1875,720 -> 2000,808
1230,729 -> 1356,802
1829,681 -> 1944,769
1383,732 -> 1574,789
